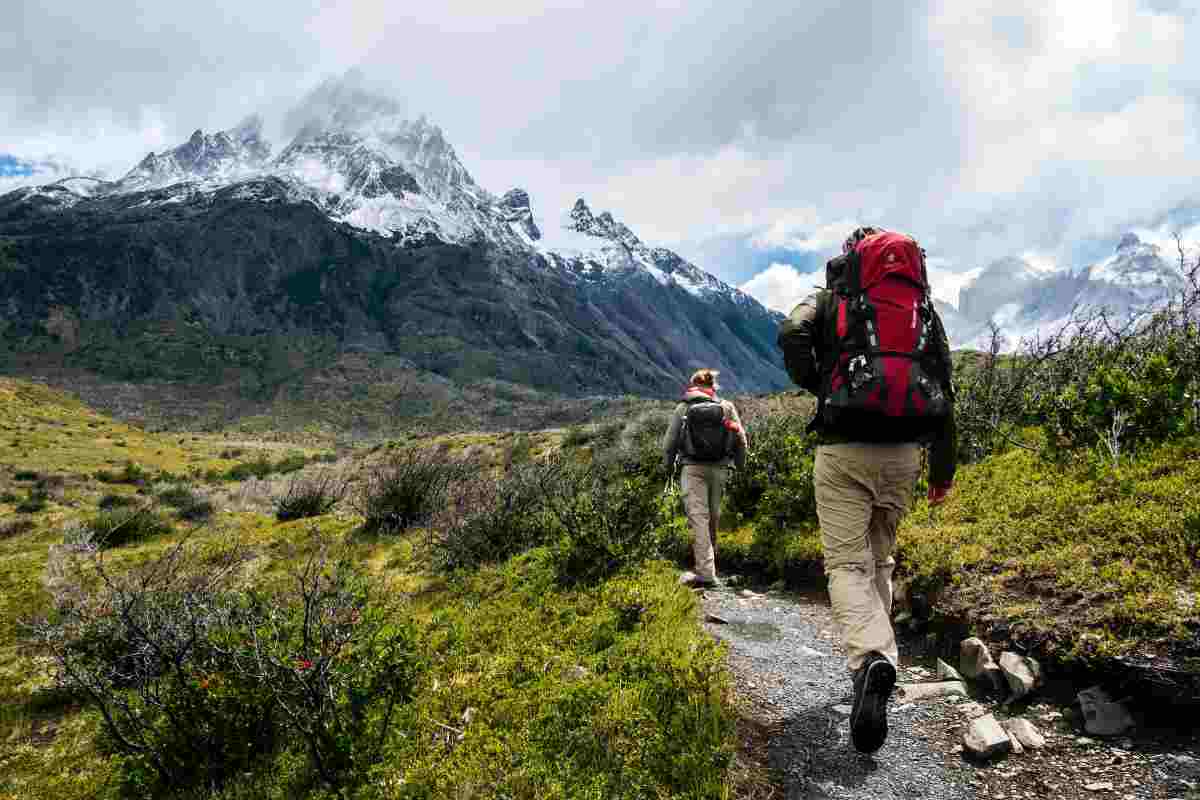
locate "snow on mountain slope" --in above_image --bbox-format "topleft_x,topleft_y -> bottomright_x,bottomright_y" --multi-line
1,77 -> 768,319
948,233 -> 1186,350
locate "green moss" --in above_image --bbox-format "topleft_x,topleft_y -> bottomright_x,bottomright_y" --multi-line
901,435 -> 1200,661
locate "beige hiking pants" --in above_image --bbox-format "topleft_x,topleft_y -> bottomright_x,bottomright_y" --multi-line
814,442 -> 922,672
681,463 -> 729,582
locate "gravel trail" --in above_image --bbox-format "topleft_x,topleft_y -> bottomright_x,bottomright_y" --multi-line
702,583 -> 1200,800
702,584 -> 977,800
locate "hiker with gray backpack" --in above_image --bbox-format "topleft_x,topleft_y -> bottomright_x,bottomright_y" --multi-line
662,369 -> 748,588
777,226 -> 957,755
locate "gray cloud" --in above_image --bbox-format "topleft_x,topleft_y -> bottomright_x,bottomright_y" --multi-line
3,0 -> 1198,289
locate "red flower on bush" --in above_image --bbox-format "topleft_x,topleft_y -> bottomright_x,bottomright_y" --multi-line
296,658 -> 314,671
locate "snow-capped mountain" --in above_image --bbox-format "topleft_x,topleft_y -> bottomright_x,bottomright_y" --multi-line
0,76 -> 789,400
117,115 -> 271,191
943,233 -> 1187,349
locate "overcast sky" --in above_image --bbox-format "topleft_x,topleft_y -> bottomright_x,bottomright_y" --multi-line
4,0 -> 1200,311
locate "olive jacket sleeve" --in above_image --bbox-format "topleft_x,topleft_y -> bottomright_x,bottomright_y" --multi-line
776,289 -> 829,395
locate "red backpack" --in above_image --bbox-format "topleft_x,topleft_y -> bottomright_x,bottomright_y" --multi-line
817,231 -> 952,438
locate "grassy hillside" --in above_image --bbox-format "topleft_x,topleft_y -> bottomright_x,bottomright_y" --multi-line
0,379 -> 733,800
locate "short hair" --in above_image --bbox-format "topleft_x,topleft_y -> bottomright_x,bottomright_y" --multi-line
690,369 -> 720,388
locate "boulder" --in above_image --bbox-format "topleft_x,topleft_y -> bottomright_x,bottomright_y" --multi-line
963,714 -> 1013,760
1004,718 -> 1046,749
937,658 -> 964,682
898,681 -> 968,702
1078,686 -> 1134,737
960,637 -> 1005,692
999,652 -> 1042,700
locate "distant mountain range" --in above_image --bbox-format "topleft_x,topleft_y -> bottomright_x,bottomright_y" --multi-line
0,75 -> 788,416
936,232 -> 1187,350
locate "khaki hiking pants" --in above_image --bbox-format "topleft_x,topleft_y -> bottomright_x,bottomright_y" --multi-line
681,463 -> 729,582
814,442 -> 922,673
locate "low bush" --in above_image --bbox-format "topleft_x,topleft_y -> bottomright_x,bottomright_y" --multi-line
13,469 -> 40,481
432,462 -> 556,570
95,461 -> 149,485
87,507 -> 172,548
724,410 -> 813,523
28,534 -> 420,797
15,487 -> 50,514
98,492 -> 139,510
274,471 -> 349,522
543,460 -> 672,586
156,483 -> 216,522
0,518 -> 36,538
355,450 -> 465,535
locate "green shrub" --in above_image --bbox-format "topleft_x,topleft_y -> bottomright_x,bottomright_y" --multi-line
15,487 -> 49,514
432,463 -> 556,570
30,535 -> 420,797
88,508 -> 172,548
156,483 -> 216,522
98,493 -> 139,510
0,518 -> 36,538
274,472 -> 348,522
13,469 -> 39,481
225,457 -> 275,481
724,411 -> 814,523
355,450 -> 465,535
272,453 -> 308,474
561,425 -> 592,448
544,461 -> 670,586
94,461 -> 149,485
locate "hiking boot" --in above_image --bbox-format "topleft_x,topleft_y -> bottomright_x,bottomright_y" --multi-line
850,652 -> 896,754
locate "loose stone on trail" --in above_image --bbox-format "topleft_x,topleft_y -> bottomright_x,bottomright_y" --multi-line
999,652 -> 1041,700
960,637 -> 1006,692
1004,718 -> 1046,749
937,658 -> 964,682
897,681 -> 968,702
963,714 -> 1013,760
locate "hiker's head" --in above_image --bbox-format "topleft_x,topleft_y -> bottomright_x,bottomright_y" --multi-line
842,226 -> 883,254
689,369 -> 720,391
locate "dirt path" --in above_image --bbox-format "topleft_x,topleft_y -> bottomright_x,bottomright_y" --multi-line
701,582 -> 1200,800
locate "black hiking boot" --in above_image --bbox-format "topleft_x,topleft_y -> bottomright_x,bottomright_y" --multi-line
850,652 -> 896,754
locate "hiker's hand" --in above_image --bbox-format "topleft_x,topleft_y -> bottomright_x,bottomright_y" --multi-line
928,483 -> 952,506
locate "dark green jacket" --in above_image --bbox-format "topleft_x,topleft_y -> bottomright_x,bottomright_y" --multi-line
777,288 -> 958,488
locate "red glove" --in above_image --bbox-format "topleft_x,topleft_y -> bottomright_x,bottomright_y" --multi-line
928,482 -> 953,506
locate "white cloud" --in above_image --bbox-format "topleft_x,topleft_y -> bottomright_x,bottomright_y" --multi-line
5,0 -> 1200,293
739,262 -> 819,314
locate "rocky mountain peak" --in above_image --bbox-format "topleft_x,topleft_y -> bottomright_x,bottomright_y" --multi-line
118,117 -> 272,191
498,188 -> 540,242
1117,232 -> 1142,252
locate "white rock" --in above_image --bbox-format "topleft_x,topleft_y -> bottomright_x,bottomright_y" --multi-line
937,658 -> 964,682
1078,687 -> 1134,737
1008,731 -> 1025,755
1085,782 -> 1114,791
898,681 -> 968,702
832,704 -> 853,716
960,637 -> 1006,691
964,714 -> 1013,760
999,652 -> 1042,700
1004,718 -> 1047,749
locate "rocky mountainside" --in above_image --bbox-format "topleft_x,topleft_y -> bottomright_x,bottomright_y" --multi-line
939,233 -> 1188,349
0,78 -> 788,421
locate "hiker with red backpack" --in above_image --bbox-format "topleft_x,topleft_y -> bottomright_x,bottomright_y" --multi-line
662,369 -> 749,588
777,226 -> 957,755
